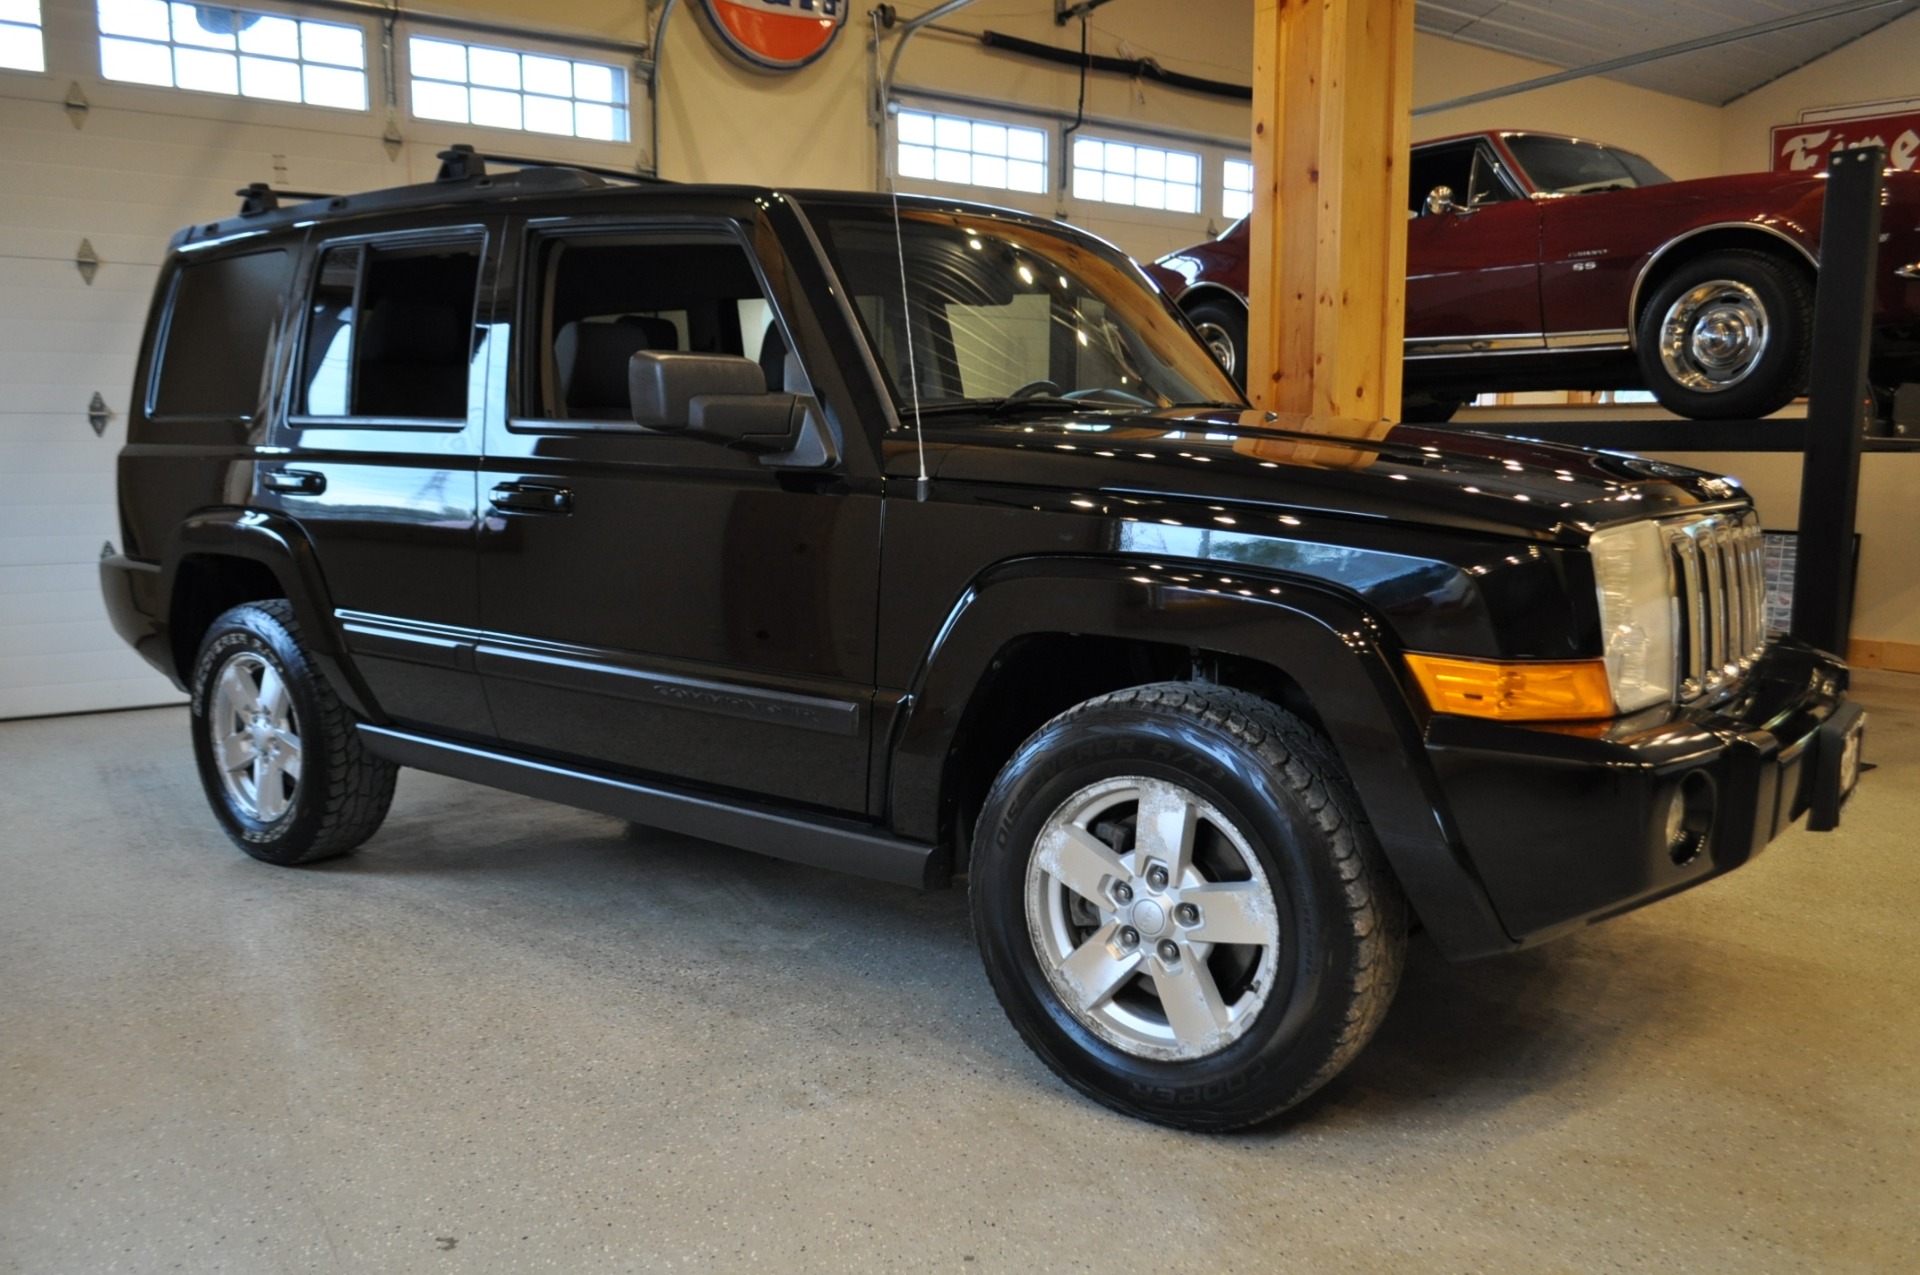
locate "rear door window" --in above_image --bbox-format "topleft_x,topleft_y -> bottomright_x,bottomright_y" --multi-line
150,249 -> 293,418
294,234 -> 485,424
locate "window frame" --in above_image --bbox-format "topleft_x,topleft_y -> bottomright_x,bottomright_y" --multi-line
1069,135 -> 1205,215
510,217 -> 806,435
284,225 -> 491,433
93,0 -> 372,111
892,106 -> 1050,197
145,245 -> 295,423
402,27 -> 633,146
0,0 -> 45,75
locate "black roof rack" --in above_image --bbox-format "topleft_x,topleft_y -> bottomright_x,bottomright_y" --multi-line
202,144 -> 680,245
432,143 -> 668,186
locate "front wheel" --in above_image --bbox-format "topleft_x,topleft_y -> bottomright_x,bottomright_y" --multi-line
189,600 -> 396,866
1636,249 -> 1812,420
969,683 -> 1406,1130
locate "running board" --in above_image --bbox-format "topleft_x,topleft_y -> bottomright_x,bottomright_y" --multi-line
358,725 -> 938,889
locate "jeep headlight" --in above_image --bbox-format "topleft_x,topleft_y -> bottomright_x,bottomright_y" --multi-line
1589,520 -> 1677,713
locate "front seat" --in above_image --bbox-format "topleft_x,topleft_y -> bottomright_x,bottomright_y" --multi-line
554,315 -> 680,419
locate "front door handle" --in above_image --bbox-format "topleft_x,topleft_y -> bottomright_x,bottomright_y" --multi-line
489,482 -> 573,515
262,468 -> 326,495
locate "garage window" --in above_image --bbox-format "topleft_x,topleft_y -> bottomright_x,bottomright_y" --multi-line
1222,158 -> 1253,220
150,249 -> 292,419
896,109 -> 1048,194
96,2 -> 367,109
0,1 -> 44,73
1071,138 -> 1201,213
407,35 -> 628,142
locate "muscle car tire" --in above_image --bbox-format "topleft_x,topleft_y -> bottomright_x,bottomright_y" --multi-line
1636,250 -> 1812,420
189,600 -> 396,866
1185,298 -> 1248,387
969,682 -> 1406,1130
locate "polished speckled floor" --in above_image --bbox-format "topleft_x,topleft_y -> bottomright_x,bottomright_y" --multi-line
3,673 -> 1916,1273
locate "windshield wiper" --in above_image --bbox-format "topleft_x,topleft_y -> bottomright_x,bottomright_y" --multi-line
916,395 -> 1126,419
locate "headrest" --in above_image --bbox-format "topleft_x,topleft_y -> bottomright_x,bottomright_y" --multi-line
555,318 -> 677,416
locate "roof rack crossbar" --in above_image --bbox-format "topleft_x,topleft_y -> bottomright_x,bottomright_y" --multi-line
236,182 -> 336,216
433,143 -> 667,186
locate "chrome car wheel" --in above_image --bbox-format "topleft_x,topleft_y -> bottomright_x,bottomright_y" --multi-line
1657,279 -> 1770,393
1025,774 -> 1281,1062
208,650 -> 303,822
1193,320 -> 1238,378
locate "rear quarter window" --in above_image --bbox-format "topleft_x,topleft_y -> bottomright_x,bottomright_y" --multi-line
150,249 -> 293,418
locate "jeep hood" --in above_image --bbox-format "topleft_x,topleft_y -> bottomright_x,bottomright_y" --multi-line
901,410 -> 1746,543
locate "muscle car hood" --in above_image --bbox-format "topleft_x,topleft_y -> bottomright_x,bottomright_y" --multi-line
902,410 -> 1746,543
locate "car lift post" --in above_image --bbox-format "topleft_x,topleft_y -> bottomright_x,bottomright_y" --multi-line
1791,144 -> 1884,655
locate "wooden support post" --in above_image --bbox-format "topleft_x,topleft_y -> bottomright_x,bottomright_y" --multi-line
1246,0 -> 1413,439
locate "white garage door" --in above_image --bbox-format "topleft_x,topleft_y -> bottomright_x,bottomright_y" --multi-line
0,0 -> 644,719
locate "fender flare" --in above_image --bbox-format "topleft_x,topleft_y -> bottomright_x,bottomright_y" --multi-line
1626,220 -> 1818,343
164,509 -> 383,721
1173,281 -> 1250,313
888,556 -> 1514,959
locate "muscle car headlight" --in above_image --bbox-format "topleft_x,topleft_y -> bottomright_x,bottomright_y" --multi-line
1589,520 -> 1677,714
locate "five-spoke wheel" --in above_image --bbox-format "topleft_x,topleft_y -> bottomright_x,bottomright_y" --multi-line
189,600 -> 395,865
971,682 -> 1406,1131
208,651 -> 304,823
1027,776 -> 1280,1062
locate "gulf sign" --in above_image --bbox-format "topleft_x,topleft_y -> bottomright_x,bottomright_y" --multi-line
699,0 -> 846,72
1772,110 -> 1920,174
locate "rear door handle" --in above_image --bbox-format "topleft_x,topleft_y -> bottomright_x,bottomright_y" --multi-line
489,482 -> 573,515
262,468 -> 326,495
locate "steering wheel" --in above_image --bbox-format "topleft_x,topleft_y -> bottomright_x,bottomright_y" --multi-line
1006,379 -> 1063,399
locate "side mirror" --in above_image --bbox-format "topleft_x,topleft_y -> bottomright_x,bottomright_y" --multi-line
1424,185 -> 1467,217
628,351 -> 839,469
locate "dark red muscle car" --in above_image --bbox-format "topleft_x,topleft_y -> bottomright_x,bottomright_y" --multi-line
1148,130 -> 1920,420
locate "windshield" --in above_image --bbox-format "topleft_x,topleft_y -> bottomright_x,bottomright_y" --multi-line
1505,135 -> 1672,195
806,204 -> 1244,416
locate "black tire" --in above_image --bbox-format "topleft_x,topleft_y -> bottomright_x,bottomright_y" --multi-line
1635,249 -> 1813,420
969,682 -> 1406,1131
1186,298 -> 1249,389
189,600 -> 396,866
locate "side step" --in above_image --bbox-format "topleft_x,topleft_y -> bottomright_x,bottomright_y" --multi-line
359,725 -> 938,889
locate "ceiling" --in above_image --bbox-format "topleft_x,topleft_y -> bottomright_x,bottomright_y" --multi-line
1414,0 -> 1919,105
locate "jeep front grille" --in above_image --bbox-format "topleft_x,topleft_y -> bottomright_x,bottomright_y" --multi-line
1664,511 -> 1766,700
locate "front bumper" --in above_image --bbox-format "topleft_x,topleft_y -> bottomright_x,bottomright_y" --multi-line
1425,639 -> 1860,946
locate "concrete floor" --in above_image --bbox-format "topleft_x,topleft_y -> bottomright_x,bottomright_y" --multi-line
2,675 -> 1916,1273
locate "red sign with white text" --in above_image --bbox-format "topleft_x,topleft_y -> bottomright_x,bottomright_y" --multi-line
699,0 -> 845,72
1772,111 -> 1920,173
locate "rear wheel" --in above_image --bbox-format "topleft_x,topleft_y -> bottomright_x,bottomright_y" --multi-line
969,682 -> 1406,1130
1636,249 -> 1812,420
189,600 -> 396,866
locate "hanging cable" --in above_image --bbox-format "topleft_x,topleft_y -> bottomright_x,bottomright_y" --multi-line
1060,15 -> 1090,195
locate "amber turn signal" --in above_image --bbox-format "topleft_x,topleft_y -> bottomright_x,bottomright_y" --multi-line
1403,653 -> 1617,722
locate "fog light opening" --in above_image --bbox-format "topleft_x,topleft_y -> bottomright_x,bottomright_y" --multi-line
1666,772 -> 1717,865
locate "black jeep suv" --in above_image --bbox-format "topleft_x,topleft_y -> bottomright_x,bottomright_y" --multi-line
103,152 -> 1864,1130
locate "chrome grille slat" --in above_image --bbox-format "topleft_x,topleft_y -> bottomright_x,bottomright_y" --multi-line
1661,510 -> 1765,702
